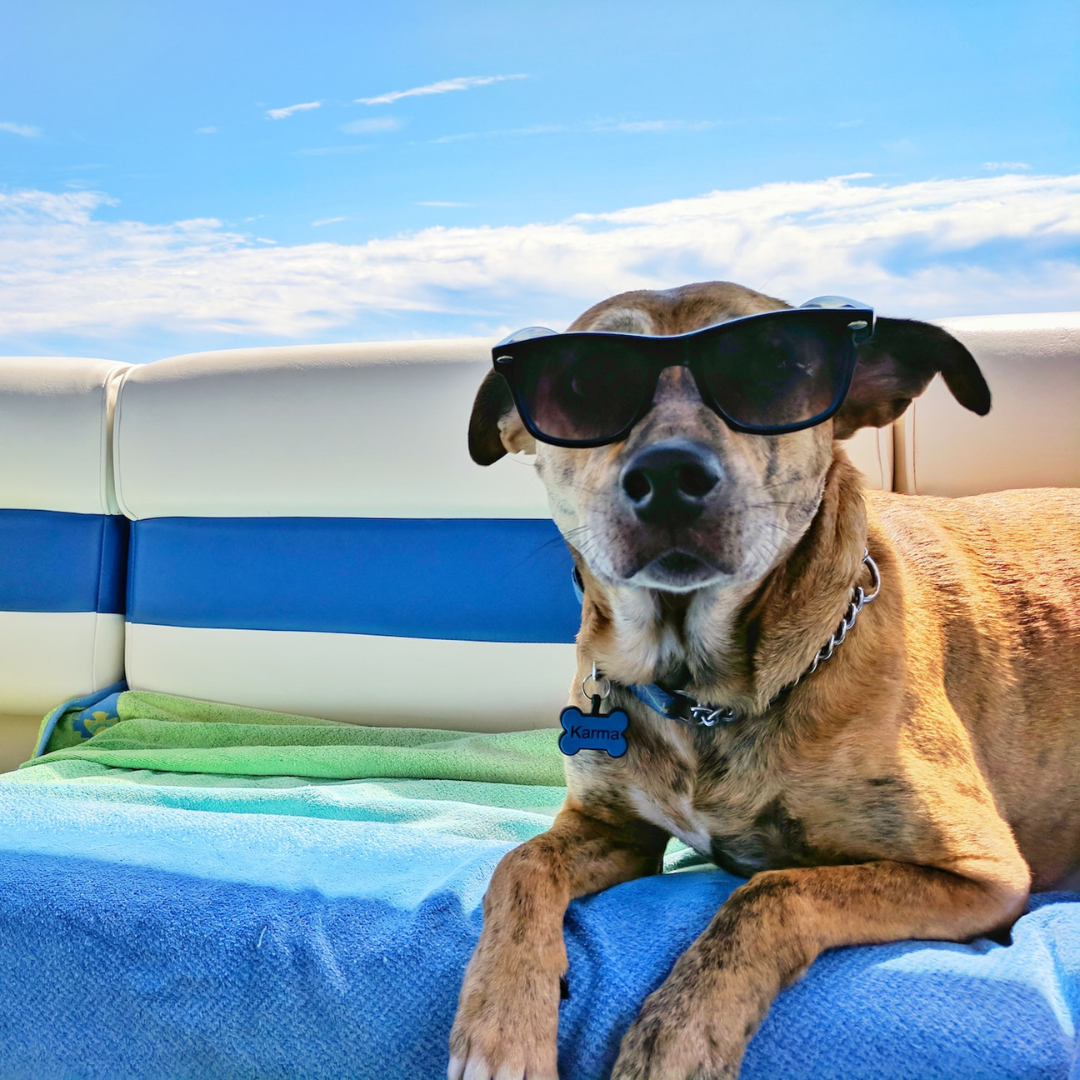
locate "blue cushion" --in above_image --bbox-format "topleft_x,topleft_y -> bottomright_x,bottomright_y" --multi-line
127,516 -> 579,643
0,509 -> 128,614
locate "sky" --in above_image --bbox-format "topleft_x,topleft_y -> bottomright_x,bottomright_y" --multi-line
1,0 -> 1078,362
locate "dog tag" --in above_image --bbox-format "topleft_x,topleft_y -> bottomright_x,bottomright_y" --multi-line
558,695 -> 628,758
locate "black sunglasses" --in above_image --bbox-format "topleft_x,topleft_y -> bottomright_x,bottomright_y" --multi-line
492,297 -> 874,447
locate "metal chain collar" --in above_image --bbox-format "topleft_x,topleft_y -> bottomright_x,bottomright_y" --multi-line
615,549 -> 881,727
785,549 -> 881,690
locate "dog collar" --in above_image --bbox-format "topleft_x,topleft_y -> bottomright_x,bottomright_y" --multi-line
572,551 -> 881,728
626,682 -> 738,726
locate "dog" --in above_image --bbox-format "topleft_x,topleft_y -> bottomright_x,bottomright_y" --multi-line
448,281 -> 1080,1080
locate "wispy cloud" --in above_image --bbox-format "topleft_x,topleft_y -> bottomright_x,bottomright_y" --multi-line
266,101 -> 321,120
984,161 -> 1031,171
0,121 -> 41,138
341,117 -> 401,134
608,120 -> 716,134
1,174 -> 1078,349
881,138 -> 918,156
293,145 -> 371,156
355,74 -> 526,106
430,124 -> 565,144
312,216 -> 346,227
431,119 -> 716,144
196,126 -> 218,135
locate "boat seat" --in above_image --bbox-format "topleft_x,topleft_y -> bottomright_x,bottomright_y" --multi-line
112,341 -> 579,732
897,313 -> 1080,495
0,356 -> 130,766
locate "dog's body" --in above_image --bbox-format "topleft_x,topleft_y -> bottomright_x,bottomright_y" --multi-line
449,283 -> 1080,1079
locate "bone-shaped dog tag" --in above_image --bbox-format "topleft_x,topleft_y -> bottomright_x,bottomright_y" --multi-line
558,696 -> 628,758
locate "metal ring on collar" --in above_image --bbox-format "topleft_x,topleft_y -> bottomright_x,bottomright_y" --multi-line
582,662 -> 611,700
862,550 -> 882,603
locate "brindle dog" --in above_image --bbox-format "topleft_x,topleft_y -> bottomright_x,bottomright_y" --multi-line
448,281 -> 1080,1080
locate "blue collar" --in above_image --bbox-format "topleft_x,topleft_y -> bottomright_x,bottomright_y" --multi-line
626,683 -> 737,726
571,565 -> 734,724
571,551 -> 880,728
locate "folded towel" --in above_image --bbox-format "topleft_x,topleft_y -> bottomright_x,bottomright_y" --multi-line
2,690 -> 1077,1079
31,688 -> 568,786
21,687 -> 702,867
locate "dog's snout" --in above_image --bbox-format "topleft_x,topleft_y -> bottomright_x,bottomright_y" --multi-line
620,439 -> 722,526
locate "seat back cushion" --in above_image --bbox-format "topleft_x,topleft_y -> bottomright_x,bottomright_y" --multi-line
0,357 -> 130,715
113,341 -> 578,732
840,425 -> 893,492
896,313 -> 1080,496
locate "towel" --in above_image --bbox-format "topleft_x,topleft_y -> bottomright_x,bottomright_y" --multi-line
31,688 -> 568,786
2,690 -> 1077,1079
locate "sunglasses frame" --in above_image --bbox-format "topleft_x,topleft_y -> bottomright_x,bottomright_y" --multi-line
492,299 -> 875,448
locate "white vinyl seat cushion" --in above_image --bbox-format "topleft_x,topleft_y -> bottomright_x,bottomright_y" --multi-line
114,341 -> 575,731
898,313 -> 1080,496
0,356 -> 130,716
112,340 -> 549,520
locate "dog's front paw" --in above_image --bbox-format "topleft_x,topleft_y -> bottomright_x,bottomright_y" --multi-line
448,953 -> 560,1080
610,975 -> 746,1080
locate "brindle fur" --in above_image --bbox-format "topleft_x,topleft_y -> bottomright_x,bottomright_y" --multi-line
449,281 -> 1080,1080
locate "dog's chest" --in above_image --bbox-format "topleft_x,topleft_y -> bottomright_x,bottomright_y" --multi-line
616,722 -> 817,876
626,779 -> 815,876
626,786 -> 718,856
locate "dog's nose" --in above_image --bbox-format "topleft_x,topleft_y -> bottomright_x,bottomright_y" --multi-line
620,439 -> 722,526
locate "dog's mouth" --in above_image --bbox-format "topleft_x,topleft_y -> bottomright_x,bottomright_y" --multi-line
629,548 -> 727,591
657,550 -> 707,576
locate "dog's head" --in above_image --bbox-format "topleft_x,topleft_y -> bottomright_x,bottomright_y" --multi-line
469,281 -> 989,594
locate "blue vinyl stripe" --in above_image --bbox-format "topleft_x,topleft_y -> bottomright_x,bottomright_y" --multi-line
0,510 -> 128,614
128,517 -> 580,644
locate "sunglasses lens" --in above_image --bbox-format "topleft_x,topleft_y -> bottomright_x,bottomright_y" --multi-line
512,339 -> 651,443
694,314 -> 853,431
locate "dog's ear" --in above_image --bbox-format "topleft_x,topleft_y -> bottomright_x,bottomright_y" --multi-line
468,371 -> 537,465
832,318 -> 991,439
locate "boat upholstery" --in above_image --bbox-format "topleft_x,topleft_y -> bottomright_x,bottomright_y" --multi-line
0,313 -> 1077,759
113,340 -> 578,732
899,313 -> 1080,495
0,357 -> 129,721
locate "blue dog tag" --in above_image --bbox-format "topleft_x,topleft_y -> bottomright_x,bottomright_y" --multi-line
558,699 -> 628,758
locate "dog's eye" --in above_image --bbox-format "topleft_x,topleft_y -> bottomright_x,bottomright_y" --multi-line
567,357 -> 620,399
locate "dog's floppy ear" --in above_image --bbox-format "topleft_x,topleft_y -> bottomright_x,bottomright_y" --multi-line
833,317 -> 991,439
468,371 -> 537,465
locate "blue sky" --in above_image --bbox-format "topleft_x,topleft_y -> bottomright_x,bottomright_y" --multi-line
2,0 -> 1078,361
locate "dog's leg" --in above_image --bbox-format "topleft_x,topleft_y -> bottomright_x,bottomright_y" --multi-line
611,855 -> 1030,1080
448,802 -> 667,1080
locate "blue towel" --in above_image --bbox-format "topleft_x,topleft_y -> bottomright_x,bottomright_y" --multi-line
0,783 -> 1078,1079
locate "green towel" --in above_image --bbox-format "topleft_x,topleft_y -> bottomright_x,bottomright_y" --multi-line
26,690 -> 566,786
14,689 -> 701,868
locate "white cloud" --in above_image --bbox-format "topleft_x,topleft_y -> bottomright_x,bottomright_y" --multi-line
312,217 -> 346,227
984,161 -> 1031,171
0,121 -> 41,137
266,101 -> 321,120
355,74 -> 526,106
417,201 -> 472,207
196,126 -> 218,135
430,124 -> 566,144
607,120 -> 716,134
1,173 -> 1078,345
431,119 -> 715,143
341,117 -> 402,134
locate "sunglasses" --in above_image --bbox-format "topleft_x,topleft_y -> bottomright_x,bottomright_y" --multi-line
491,297 -> 874,447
